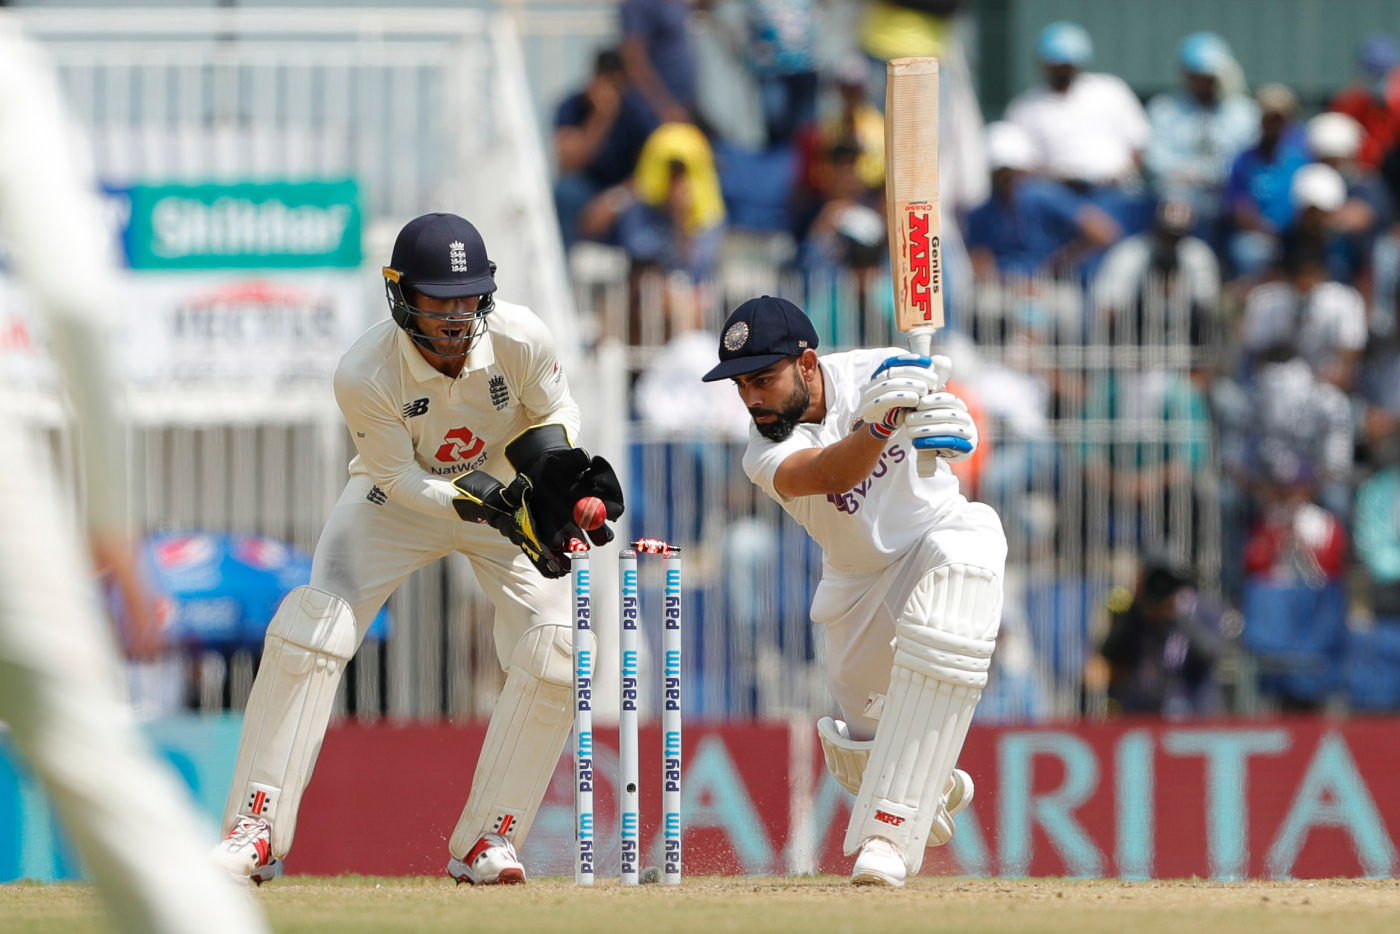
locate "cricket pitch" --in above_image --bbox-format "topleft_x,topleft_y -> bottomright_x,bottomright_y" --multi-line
4,876 -> 1399,933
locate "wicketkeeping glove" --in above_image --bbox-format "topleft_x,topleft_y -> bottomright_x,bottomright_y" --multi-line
906,390 -> 978,463
452,470 -> 571,578
859,354 -> 950,439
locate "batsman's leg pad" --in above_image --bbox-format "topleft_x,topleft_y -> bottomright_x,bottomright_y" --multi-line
843,564 -> 1001,874
817,717 -> 871,797
222,586 -> 358,859
448,623 -> 593,856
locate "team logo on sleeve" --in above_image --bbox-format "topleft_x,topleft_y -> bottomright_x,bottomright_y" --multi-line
402,397 -> 429,418
489,375 -> 509,410
435,427 -> 485,463
723,321 -> 749,351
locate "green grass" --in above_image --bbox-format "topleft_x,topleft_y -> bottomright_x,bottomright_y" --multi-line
4,876 -> 1400,933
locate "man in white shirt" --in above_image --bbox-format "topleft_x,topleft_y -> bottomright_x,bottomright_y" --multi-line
212,213 -> 623,886
1241,237 -> 1367,390
0,23 -> 268,934
703,296 -> 1006,886
1005,21 -> 1150,188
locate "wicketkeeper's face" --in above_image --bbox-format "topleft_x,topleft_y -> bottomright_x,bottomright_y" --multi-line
413,293 -> 483,355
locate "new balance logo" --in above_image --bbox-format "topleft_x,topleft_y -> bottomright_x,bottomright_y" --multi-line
489,375 -> 509,410
403,397 -> 429,418
874,810 -> 905,827
367,486 -> 387,505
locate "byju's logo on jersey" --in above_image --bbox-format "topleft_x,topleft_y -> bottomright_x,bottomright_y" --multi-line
436,427 -> 485,463
402,397 -> 429,418
489,375 -> 509,410
449,240 -> 468,273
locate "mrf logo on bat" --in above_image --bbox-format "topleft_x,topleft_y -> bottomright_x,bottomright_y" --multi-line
899,201 -> 940,323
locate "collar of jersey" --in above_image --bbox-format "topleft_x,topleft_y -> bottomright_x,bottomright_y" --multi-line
396,326 -> 496,382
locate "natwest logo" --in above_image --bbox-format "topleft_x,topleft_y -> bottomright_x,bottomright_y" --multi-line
874,810 -> 906,827
435,427 -> 485,462
904,206 -> 940,321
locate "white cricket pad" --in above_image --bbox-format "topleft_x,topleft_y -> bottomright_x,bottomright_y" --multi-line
222,586 -> 358,858
844,564 -> 1001,874
449,623 -> 593,856
817,718 -> 871,797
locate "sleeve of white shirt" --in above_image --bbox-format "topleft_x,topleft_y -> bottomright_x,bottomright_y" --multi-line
509,307 -> 583,443
1109,75 -> 1151,151
334,366 -> 462,520
1322,283 -> 1368,352
742,428 -> 817,505
1002,92 -> 1050,173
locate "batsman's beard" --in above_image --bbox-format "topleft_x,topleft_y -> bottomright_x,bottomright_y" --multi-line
750,377 -> 810,442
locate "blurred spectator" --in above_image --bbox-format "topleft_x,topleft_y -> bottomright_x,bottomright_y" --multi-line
743,0 -> 819,146
1225,84 -> 1309,279
1096,562 -> 1222,717
554,49 -> 660,248
1329,33 -> 1400,170
1146,33 -> 1259,242
799,142 -> 886,273
1005,22 -> 1149,209
1306,112 -> 1394,292
792,57 -> 884,237
1355,431 -> 1400,618
1240,235 -> 1366,390
964,121 -> 1119,280
1094,198 -> 1221,345
1240,461 -> 1349,710
618,122 -> 726,291
1248,344 -> 1355,512
1282,162 -> 1359,286
635,330 -> 753,438
621,0 -> 698,123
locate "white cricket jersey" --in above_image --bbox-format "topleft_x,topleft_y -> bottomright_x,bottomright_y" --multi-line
743,348 -> 969,578
334,300 -> 582,521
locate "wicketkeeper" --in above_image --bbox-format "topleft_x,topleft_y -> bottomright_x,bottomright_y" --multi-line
213,213 -> 624,885
705,296 -> 1005,886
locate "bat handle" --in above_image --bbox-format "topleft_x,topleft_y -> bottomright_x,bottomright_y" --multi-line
906,327 -> 941,477
907,327 -> 935,359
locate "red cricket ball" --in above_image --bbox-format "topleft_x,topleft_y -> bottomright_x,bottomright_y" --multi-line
573,496 -> 606,531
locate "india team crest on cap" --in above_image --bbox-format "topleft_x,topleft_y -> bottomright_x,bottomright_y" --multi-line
723,321 -> 749,351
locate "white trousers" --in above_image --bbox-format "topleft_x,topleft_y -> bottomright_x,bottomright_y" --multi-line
811,500 -> 1007,740
0,416 -> 267,934
312,476 -> 571,665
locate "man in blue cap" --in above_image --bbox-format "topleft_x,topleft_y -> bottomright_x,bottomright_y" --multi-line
212,213 -> 624,886
704,296 -> 1006,886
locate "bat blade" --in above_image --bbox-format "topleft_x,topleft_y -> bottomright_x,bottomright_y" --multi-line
885,57 -> 943,349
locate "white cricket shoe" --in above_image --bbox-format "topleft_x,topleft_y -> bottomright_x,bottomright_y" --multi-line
212,816 -> 280,885
446,833 -> 526,885
851,837 -> 906,887
850,769 -> 975,887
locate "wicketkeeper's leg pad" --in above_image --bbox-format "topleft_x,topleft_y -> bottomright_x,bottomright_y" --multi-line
843,564 -> 1001,874
449,623 -> 592,856
223,586 -> 358,858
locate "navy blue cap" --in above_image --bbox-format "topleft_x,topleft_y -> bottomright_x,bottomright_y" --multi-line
389,213 -> 497,299
702,296 -> 819,382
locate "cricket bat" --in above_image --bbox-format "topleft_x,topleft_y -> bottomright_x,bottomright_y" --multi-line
885,57 -> 945,475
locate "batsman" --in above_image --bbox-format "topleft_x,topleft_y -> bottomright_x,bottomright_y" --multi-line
706,296 -> 1002,886
212,213 -> 624,885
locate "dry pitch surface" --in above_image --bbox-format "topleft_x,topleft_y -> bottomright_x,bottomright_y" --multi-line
4,876 -> 1400,933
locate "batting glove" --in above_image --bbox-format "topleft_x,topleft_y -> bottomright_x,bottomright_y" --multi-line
906,390 -> 978,463
859,354 -> 950,440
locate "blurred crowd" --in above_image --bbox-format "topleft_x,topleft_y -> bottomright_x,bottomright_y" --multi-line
549,4 -> 1400,720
